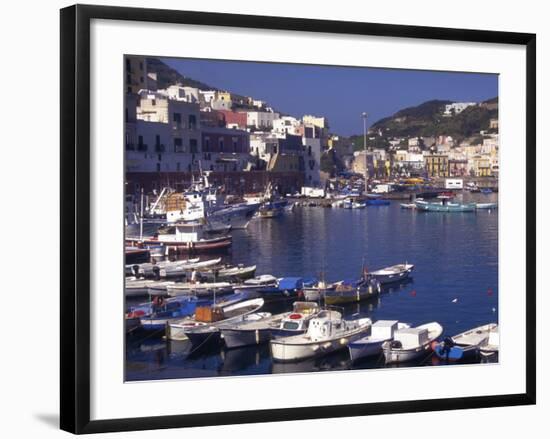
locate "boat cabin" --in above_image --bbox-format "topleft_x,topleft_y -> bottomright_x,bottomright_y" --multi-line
157,223 -> 206,243
394,327 -> 429,348
371,320 -> 399,340
306,310 -> 343,341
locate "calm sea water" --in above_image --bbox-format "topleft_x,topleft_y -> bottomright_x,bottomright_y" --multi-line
126,192 -> 498,381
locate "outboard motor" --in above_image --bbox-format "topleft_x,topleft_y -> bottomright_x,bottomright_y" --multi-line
132,264 -> 140,277
152,265 -> 161,281
442,336 -> 455,360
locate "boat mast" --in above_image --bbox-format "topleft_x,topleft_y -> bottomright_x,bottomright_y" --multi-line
139,187 -> 144,241
362,112 -> 369,195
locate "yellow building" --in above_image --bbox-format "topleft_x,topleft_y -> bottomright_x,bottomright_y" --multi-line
424,154 -> 450,177
472,155 -> 492,177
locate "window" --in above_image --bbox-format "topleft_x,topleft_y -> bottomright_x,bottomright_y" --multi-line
232,137 -> 238,152
139,61 -> 143,70
189,114 -> 197,130
125,58 -> 131,72
204,137 -> 210,151
173,112 -> 181,126
219,138 -> 224,152
151,99 -> 156,106
158,154 -> 162,161
177,162 -> 180,172
190,138 -> 198,154
156,163 -> 161,172
155,135 -> 160,147
174,137 -> 183,153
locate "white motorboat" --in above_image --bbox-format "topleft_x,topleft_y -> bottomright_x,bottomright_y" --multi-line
221,301 -> 321,349
270,309 -> 372,362
382,322 -> 443,364
158,257 -> 222,278
125,278 -> 172,298
131,257 -> 200,277
434,323 -> 498,361
368,263 -> 414,285
479,325 -> 499,358
166,298 -> 265,341
348,320 -> 410,362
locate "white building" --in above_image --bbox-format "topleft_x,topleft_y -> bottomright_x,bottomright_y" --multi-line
302,126 -> 322,187
272,116 -> 302,136
246,111 -> 279,129
443,102 -> 477,116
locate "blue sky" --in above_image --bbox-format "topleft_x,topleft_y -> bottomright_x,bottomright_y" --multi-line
162,57 -> 498,136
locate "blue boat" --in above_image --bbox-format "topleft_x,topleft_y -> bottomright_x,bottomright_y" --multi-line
434,323 -> 497,362
415,200 -> 476,212
480,188 -> 493,194
258,277 -> 304,302
366,199 -> 390,206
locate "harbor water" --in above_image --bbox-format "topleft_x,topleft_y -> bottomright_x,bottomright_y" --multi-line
126,192 -> 498,381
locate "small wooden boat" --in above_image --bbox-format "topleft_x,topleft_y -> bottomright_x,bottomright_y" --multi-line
348,320 -> 410,362
166,298 -> 265,342
415,200 -> 476,212
165,281 -> 234,298
367,263 -> 414,285
382,322 -> 443,364
130,257 -> 201,278
323,278 -> 381,305
479,325 -> 499,358
303,280 -> 337,301
400,203 -> 417,210
476,202 -> 498,210
259,277 -> 305,303
240,274 -> 278,289
270,310 -> 372,362
157,257 -> 222,278
434,323 -> 498,361
201,264 -> 257,282
125,278 -> 172,298
139,297 -> 211,331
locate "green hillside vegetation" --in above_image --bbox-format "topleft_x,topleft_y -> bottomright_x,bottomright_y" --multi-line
347,98 -> 498,150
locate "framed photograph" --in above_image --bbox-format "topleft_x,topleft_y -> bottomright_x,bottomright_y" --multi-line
60,4 -> 536,434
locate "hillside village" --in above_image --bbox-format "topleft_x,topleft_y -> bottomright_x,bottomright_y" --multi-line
125,56 -> 499,195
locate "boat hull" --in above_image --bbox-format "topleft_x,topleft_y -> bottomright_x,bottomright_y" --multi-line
383,343 -> 433,364
348,339 -> 386,362
434,344 -> 479,361
222,328 -> 272,349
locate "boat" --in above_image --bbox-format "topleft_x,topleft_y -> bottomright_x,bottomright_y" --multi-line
434,323 -> 498,361
219,313 -> 281,349
258,277 -> 305,303
165,281 -> 234,298
157,257 -> 222,279
367,263 -> 414,285
270,301 -> 322,338
382,322 -> 443,364
476,202 -> 498,210
125,246 -> 149,264
125,278 -> 173,298
480,188 -> 493,194
270,309 -> 372,362
126,222 -> 232,253
352,201 -> 366,209
479,325 -> 499,358
348,320 -> 411,362
400,203 -> 417,209
166,297 -> 265,342
138,296 -> 211,331
366,199 -> 390,206
303,280 -> 336,302
239,274 -> 278,289
414,199 -> 476,212
201,264 -> 257,282
129,257 -> 201,278
323,277 -> 381,305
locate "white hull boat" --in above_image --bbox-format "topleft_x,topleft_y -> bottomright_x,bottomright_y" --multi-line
166,298 -> 265,341
348,320 -> 410,362
166,281 -> 233,298
434,322 -> 498,361
382,322 -> 443,364
479,325 -> 499,357
270,310 -> 372,362
125,278 -> 173,297
158,257 -> 222,278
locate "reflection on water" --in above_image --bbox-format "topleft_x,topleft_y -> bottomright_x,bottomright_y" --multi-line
126,195 -> 498,381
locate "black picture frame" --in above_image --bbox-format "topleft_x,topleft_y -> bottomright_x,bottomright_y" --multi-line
60,4 -> 536,434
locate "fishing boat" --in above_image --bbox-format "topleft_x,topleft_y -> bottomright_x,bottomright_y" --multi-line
434,323 -> 498,361
270,309 -> 372,362
476,202 -> 498,210
139,296 -> 211,332
201,264 -> 257,282
303,279 -> 337,301
400,203 -> 416,210
367,263 -> 414,285
166,297 -> 265,342
125,278 -> 173,298
166,281 -> 234,298
382,322 -> 443,364
348,320 -> 411,362
157,257 -> 223,279
219,313 -> 282,349
270,301 -> 321,338
323,277 -> 381,305
130,257 -> 201,278
258,277 -> 305,303
126,222 -> 232,253
352,201 -> 366,209
239,274 -> 278,289
415,199 -> 476,212
479,325 -> 499,358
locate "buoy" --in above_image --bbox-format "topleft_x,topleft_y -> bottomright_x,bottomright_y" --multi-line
410,290 -> 417,297
452,298 -> 458,303
487,287 -> 493,296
